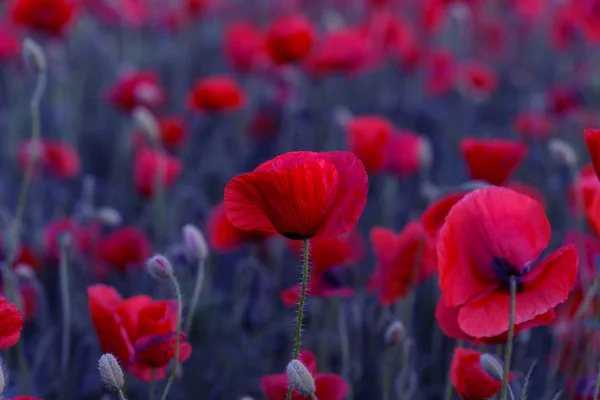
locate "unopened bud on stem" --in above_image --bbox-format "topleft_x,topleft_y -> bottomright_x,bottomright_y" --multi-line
133,106 -> 159,144
182,224 -> 209,261
147,254 -> 174,280
98,353 -> 125,391
384,320 -> 405,347
286,359 -> 316,397
479,353 -> 504,381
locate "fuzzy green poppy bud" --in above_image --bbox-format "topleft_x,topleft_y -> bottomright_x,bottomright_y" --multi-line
95,207 -> 122,226
98,353 -> 124,391
479,353 -> 503,381
182,224 -> 209,261
286,359 -> 316,397
147,254 -> 174,280
548,139 -> 577,166
384,320 -> 405,347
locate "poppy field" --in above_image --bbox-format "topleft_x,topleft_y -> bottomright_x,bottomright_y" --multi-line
1,0 -> 600,399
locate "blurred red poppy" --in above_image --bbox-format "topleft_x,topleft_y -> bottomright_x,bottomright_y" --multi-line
133,116 -> 187,151
186,0 -> 207,17
224,151 -> 368,240
11,0 -> 76,35
0,24 -> 20,61
547,86 -> 580,116
261,350 -> 348,400
585,129 -> 600,180
345,116 -> 393,173
224,22 -> 267,73
88,285 -> 191,382
421,191 -> 468,238
107,71 -> 166,113
0,296 -> 23,349
8,396 -> 43,400
369,222 -> 437,306
424,49 -> 456,96
43,218 -> 99,262
265,15 -> 315,65
207,202 -> 272,251
513,112 -> 552,140
133,149 -> 182,199
460,138 -> 528,186
436,298 -> 556,344
17,139 -> 81,180
569,164 -> 600,215
385,131 -> 431,178
451,347 -> 515,400
438,187 -> 578,338
459,62 -> 498,96
248,107 -> 280,140
96,227 -> 152,272
82,0 -> 148,28
186,75 -> 245,113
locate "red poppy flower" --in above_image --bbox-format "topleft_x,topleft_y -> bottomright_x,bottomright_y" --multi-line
134,116 -> 187,151
265,15 -> 315,65
82,0 -> 148,27
261,350 -> 348,400
345,116 -> 393,173
385,131 -> 431,178
133,149 -> 182,199
459,62 -> 498,96
207,202 -> 272,251
11,0 -> 76,35
248,107 -> 280,140
304,28 -> 376,77
369,222 -> 437,306
88,285 -> 191,382
421,191 -> 468,238
436,299 -> 556,344
424,49 -> 456,96
281,232 -> 364,306
43,218 -> 98,262
107,71 -> 166,113
96,227 -> 152,272
438,186 -> 578,338
186,0 -> 207,17
513,112 -> 552,140
9,396 -> 43,400
421,0 -> 447,35
19,284 -> 37,321
548,86 -> 580,116
451,347 -> 515,400
460,138 -> 528,186
224,22 -> 267,73
186,75 -> 245,113
0,24 -> 20,60
17,139 -> 81,179
0,296 -> 23,349
224,151 -> 368,240
569,164 -> 600,215
585,129 -> 600,180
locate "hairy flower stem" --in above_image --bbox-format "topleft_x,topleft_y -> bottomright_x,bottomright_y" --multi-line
159,275 -> 183,400
593,364 -> 600,400
286,238 -> 311,400
118,389 -> 127,400
501,276 -> 517,400
184,257 -> 205,334
59,238 -> 71,400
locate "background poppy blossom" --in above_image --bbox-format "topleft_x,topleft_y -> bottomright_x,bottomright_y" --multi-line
460,138 -> 528,186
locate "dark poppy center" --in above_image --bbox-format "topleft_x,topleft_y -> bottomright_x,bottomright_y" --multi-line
491,257 -> 525,293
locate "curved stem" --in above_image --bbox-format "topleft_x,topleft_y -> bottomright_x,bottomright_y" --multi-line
593,364 -> 600,400
159,276 -> 183,400
184,258 -> 205,334
338,299 -> 351,399
286,238 -> 311,400
501,277 -> 517,400
59,238 -> 71,399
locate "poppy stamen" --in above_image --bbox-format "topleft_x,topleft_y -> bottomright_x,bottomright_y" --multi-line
491,257 -> 524,292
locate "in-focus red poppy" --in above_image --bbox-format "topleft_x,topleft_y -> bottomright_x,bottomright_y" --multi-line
460,138 -> 528,186
424,48 -> 456,96
436,298 -> 555,344
458,62 -> 498,96
0,24 -> 20,61
281,231 -> 364,306
11,0 -> 76,35
451,347 -> 515,400
224,151 -> 368,240
369,222 -> 437,306
513,112 -> 552,140
261,350 -> 348,400
585,129 -> 600,180
133,149 -> 182,199
421,191 -> 468,238
207,202 -> 272,252
438,186 -> 578,338
385,131 -> 431,178
304,28 -> 376,77
345,116 -> 393,173
265,15 -> 315,65
43,217 -> 99,262
107,71 -> 166,113
17,139 -> 81,180
96,227 -> 152,272
547,86 -> 580,116
186,75 -> 245,113
0,296 -> 23,349
133,116 -> 187,151
224,22 -> 267,73
88,285 -> 191,382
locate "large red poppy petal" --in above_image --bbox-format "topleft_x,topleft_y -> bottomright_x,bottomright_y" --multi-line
370,227 -> 397,265
421,191 -> 468,237
435,301 -> 474,341
260,374 -> 289,400
115,295 -> 153,340
314,374 -> 350,400
0,297 -> 22,349
317,151 -> 368,237
585,129 -> 600,180
460,138 -> 528,185
298,350 -> 318,375
458,245 -> 578,338
451,347 -> 503,400
225,159 -> 339,238
438,187 -> 550,308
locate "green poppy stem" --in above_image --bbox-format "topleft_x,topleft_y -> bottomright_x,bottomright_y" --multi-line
501,276 -> 517,400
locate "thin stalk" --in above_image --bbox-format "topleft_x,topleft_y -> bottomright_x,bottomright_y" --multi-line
593,365 -> 600,400
59,237 -> 71,399
149,369 -> 155,400
159,275 -> 183,400
117,389 -> 127,400
383,345 -> 395,400
184,257 -> 205,334
443,340 -> 464,400
501,277 -> 517,400
338,299 -> 351,399
286,238 -> 311,400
